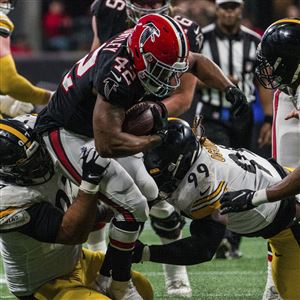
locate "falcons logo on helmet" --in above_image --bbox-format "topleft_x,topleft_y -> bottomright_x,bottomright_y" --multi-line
139,22 -> 160,48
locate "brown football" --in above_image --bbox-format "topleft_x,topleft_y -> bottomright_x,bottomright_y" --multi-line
122,101 -> 164,136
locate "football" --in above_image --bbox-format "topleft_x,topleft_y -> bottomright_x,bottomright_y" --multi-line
122,101 -> 165,136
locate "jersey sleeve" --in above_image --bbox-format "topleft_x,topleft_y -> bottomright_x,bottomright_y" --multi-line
0,184 -> 44,231
173,14 -> 203,53
93,50 -> 144,109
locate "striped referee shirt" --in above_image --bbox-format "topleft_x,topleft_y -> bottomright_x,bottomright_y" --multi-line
200,23 -> 261,108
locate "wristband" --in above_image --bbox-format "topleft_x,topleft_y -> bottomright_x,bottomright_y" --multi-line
252,189 -> 268,206
79,180 -> 99,194
264,115 -> 273,125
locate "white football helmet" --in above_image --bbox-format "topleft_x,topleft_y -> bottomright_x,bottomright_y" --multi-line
126,0 -> 171,24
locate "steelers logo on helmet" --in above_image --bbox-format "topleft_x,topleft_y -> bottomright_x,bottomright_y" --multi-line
126,0 -> 171,24
0,119 -> 54,186
255,18 -> 300,96
128,14 -> 190,98
144,118 -> 200,193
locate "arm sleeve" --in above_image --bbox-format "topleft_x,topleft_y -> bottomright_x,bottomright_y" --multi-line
0,12 -> 14,37
17,202 -> 64,243
0,54 -> 49,104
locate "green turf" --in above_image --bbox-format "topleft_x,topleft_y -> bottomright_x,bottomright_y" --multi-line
0,227 -> 267,299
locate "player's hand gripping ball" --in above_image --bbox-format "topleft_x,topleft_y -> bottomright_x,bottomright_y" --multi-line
122,101 -> 167,136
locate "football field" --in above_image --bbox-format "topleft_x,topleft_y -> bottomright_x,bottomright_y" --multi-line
0,224 -> 267,300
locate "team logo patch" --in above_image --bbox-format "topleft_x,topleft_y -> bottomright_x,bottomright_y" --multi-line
103,78 -> 119,99
0,210 -> 30,230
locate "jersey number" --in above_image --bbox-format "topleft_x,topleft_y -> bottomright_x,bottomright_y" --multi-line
62,45 -> 104,92
105,0 -> 125,11
228,150 -> 272,176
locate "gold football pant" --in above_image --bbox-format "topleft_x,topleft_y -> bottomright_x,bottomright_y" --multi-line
268,224 -> 300,300
34,248 -> 153,300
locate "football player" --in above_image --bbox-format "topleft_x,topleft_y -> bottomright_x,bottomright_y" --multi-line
0,0 -> 52,118
219,19 -> 300,211
0,116 -> 153,300
34,13 -> 248,299
88,2 -> 240,296
134,118 -> 300,300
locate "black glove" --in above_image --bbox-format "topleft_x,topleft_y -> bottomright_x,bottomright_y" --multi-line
151,102 -> 168,143
79,147 -> 109,194
225,86 -> 249,117
220,189 -> 256,214
132,239 -> 147,263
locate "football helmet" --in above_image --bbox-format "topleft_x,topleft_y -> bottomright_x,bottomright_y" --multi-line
0,119 -> 54,186
0,0 -> 16,15
128,14 -> 189,97
144,118 -> 199,193
126,0 -> 170,24
255,19 -> 300,95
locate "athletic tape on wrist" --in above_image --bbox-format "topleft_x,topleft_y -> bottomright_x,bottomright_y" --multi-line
252,189 -> 268,206
79,180 -> 99,194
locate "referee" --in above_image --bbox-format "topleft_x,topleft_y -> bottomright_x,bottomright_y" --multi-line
196,0 -> 273,150
196,0 -> 273,259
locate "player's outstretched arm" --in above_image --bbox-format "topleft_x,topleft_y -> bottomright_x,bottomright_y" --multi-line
220,167 -> 300,214
188,52 -> 249,117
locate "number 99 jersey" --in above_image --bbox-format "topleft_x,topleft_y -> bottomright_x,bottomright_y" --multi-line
168,139 -> 286,235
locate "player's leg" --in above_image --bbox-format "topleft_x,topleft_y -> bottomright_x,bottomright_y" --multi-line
261,243 -> 281,300
118,153 -> 192,297
150,201 -> 192,297
95,159 -> 149,300
34,248 -> 153,300
43,131 -> 147,299
268,224 -> 300,300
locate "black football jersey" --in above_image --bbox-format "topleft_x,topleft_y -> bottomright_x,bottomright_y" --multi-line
91,0 -> 128,43
91,0 -> 203,53
36,29 -> 145,137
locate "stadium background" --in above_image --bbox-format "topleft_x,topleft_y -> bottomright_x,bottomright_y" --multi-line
1,0 -> 299,298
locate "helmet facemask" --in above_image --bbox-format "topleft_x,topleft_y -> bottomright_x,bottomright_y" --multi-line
0,0 -> 16,15
138,52 -> 188,97
126,0 -> 170,24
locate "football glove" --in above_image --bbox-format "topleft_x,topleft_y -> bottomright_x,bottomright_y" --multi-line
79,147 -> 109,194
225,86 -> 249,117
220,189 -> 256,214
0,12 -> 14,37
151,102 -> 168,143
0,95 -> 34,117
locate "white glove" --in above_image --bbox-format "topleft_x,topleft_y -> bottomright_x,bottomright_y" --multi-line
0,95 -> 34,117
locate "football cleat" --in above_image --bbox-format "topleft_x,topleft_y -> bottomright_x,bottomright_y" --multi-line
94,274 -> 112,297
262,285 -> 281,300
166,279 -> 192,298
110,279 -> 143,300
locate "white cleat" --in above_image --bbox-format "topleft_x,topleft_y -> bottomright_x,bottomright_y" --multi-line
164,264 -> 192,298
166,279 -> 192,298
94,274 -> 112,296
110,279 -> 143,300
262,285 -> 281,300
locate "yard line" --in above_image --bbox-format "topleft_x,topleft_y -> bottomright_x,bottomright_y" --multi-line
143,270 -> 265,276
0,275 -> 6,284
